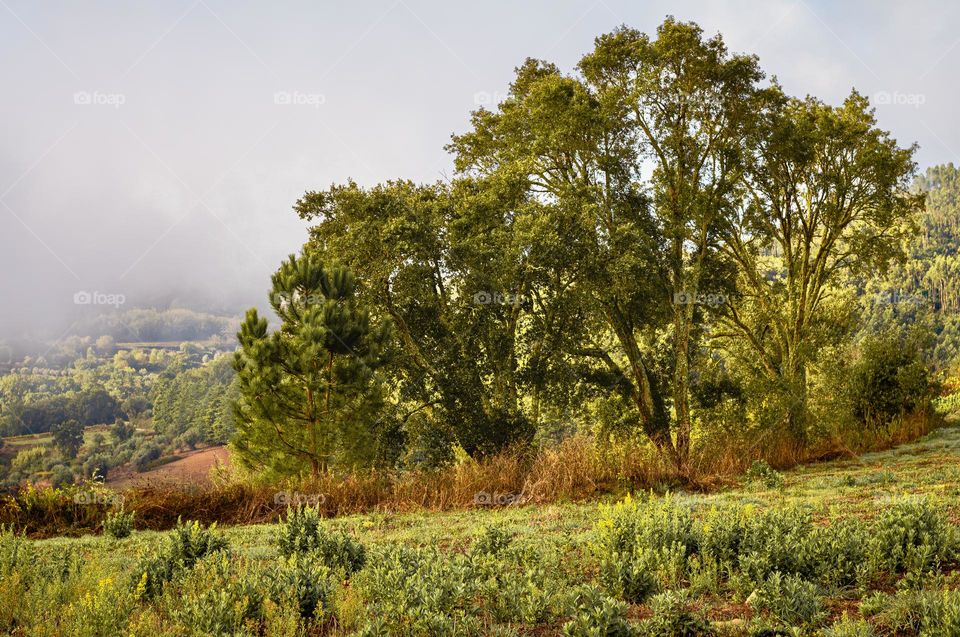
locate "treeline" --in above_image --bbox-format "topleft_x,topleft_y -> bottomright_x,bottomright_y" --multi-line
0,387 -> 119,437
151,355 -> 237,448
232,19 -> 941,479
73,308 -> 235,343
0,343 -> 236,487
860,163 -> 960,370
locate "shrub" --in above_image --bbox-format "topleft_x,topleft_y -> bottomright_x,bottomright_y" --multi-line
103,508 -> 135,539
134,519 -> 229,599
82,454 -> 110,481
599,549 -> 658,603
350,544 -> 507,635
595,494 -> 697,601
821,614 -> 877,637
744,460 -> 785,490
848,331 -> 933,431
0,525 -> 33,581
50,464 -> 74,487
269,553 -> 337,622
749,572 -> 826,628
867,498 -> 956,576
696,506 -> 748,566
164,553 -> 265,636
640,590 -> 713,636
736,507 -> 816,584
471,544 -> 569,625
471,524 -> 513,556
810,517 -> 870,586
561,586 -> 635,637
357,543 -> 471,609
275,506 -> 366,574
861,588 -> 960,635
61,575 -> 136,637
0,530 -> 84,634
596,494 -> 698,558
133,442 -> 163,472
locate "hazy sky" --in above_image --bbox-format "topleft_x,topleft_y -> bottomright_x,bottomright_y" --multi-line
2,0 -> 958,337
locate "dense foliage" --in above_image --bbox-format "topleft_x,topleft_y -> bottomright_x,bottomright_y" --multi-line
232,254 -> 394,476
0,339 -> 235,487
273,18 -> 938,476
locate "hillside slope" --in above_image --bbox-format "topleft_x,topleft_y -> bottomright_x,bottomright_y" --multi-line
11,424 -> 960,636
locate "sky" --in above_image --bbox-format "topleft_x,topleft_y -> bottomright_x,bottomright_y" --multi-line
1,0 -> 958,338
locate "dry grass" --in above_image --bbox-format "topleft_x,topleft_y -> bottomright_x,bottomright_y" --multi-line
0,410 -> 944,537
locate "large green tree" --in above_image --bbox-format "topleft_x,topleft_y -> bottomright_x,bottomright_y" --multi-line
232,254 -> 393,477
450,19 -> 765,469
717,91 -> 922,442
295,178 -> 584,457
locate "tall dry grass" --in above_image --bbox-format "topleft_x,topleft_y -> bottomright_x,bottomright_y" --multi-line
0,409 -> 944,537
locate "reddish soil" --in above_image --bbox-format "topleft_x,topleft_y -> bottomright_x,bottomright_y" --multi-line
109,446 -> 230,488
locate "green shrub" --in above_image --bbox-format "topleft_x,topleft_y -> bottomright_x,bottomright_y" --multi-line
350,542 -> 566,634
862,588 -> 960,635
599,548 -> 659,603
0,525 -> 33,581
749,572 -> 826,628
269,553 -> 337,621
134,519 -> 229,599
51,464 -> 74,487
561,586 -> 635,637
164,553 -> 264,636
744,460 -> 785,490
848,331 -> 933,431
867,499 -> 956,576
133,442 -> 163,472
810,517 -> 870,587
61,575 -> 137,637
640,590 -> 713,636
696,506 -> 748,565
0,533 -> 84,635
471,523 -> 513,556
351,544 -> 479,634
821,614 -> 877,637
471,544 -> 569,625
736,507 -> 816,584
595,495 -> 697,601
103,507 -> 135,539
597,494 -> 698,557
275,505 -> 366,574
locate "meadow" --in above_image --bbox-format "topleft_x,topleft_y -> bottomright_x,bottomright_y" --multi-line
2,424 -> 960,636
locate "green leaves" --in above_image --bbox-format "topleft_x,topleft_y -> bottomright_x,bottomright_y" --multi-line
233,253 -> 394,477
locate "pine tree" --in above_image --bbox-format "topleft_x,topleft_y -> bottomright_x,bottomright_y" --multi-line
232,253 -> 392,477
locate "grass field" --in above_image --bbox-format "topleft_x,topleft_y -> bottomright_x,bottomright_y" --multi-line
5,424 -> 960,635
2,424 -> 115,450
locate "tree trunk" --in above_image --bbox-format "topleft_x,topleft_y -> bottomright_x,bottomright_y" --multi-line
672,304 -> 693,472
604,305 -> 680,468
306,386 -> 319,478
